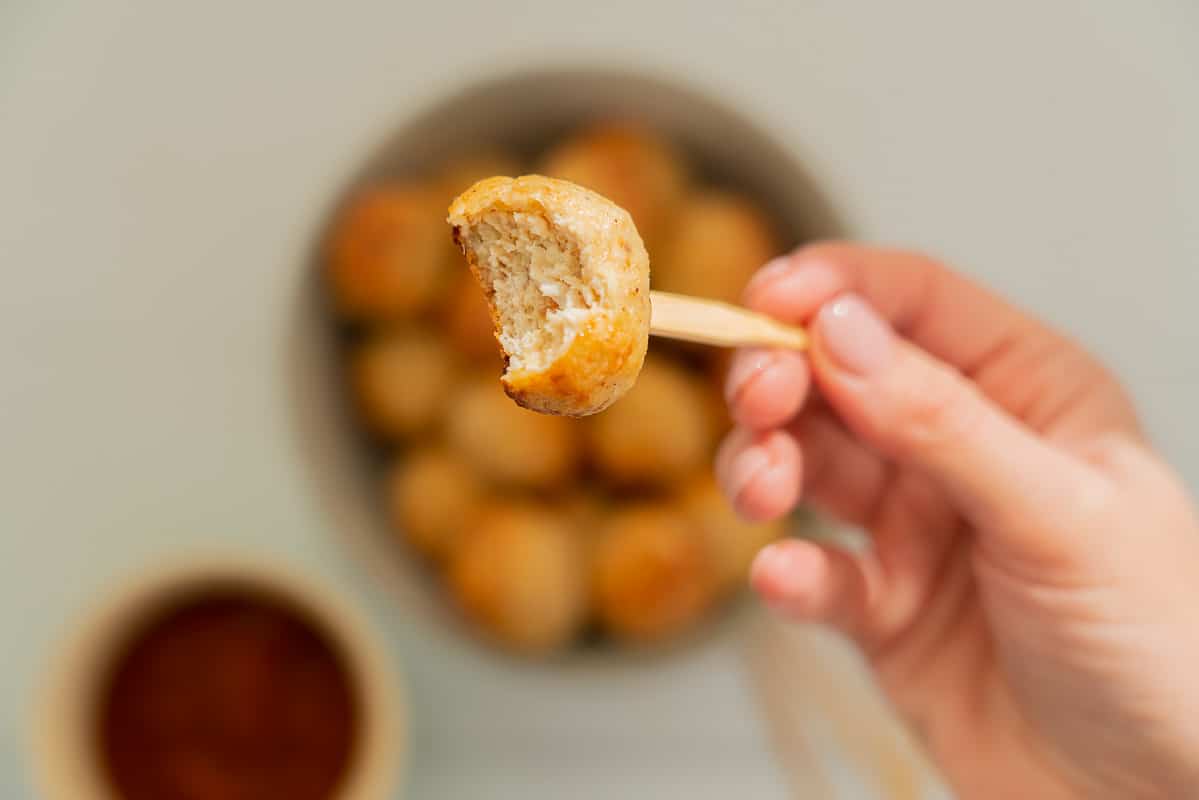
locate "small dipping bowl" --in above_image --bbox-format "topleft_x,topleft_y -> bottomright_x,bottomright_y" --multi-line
31,555 -> 406,799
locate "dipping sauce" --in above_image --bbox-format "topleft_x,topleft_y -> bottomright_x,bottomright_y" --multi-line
97,589 -> 359,800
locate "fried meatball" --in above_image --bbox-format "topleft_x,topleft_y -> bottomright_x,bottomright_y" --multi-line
587,358 -> 714,486
350,327 -> 458,439
437,151 -> 524,206
386,447 -> 485,563
448,175 -> 650,416
442,271 -> 501,363
654,192 -> 781,304
447,502 -> 587,653
679,474 -> 786,596
327,185 -> 447,320
539,123 -> 687,251
590,504 -> 715,643
446,375 -> 581,489
557,489 -> 611,564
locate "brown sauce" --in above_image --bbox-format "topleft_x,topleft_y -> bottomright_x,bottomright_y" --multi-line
97,589 -> 358,800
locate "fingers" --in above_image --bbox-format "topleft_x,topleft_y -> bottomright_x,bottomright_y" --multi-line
715,427 -> 802,521
724,348 -> 810,430
726,242 -> 1033,432
742,243 -> 1034,373
717,402 -> 896,530
750,539 -> 880,639
724,242 -> 1122,571
740,243 -> 1141,443
790,408 -> 891,527
808,292 -> 1102,560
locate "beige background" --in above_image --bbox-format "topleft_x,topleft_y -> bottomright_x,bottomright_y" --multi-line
2,1 -> 1196,797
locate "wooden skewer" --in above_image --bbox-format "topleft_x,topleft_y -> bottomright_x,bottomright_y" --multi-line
649,290 -> 808,351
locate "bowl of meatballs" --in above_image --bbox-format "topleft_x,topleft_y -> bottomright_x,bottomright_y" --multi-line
305,68 -> 843,657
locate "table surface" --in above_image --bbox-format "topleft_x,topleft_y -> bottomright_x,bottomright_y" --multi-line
2,1 -> 1197,797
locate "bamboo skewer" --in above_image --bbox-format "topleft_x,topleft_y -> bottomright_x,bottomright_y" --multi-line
649,290 -> 808,351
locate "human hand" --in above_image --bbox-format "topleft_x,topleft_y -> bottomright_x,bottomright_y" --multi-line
716,244 -> 1199,799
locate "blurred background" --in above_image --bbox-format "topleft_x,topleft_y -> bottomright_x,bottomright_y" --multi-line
2,1 -> 1197,798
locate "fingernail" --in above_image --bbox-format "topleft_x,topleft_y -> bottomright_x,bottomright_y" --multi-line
742,257 -> 844,313
750,543 -> 789,582
714,427 -> 751,487
743,256 -> 795,299
816,294 -> 894,375
751,545 -> 806,612
726,444 -> 772,506
724,349 -> 777,405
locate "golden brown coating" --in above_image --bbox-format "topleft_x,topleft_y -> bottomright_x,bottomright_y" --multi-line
587,357 -> 715,486
386,447 -> 485,563
350,327 -> 458,440
560,489 -> 609,535
442,271 -> 502,363
679,474 -> 786,596
558,489 -> 611,569
434,153 -> 527,284
436,152 -> 525,206
327,185 -> 448,319
590,504 -> 716,643
446,375 -> 581,489
654,191 -> 781,304
539,123 -> 687,250
447,502 -> 587,653
448,175 -> 651,417
703,380 -> 733,443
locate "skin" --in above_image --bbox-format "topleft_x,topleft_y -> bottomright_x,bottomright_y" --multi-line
716,244 -> 1199,799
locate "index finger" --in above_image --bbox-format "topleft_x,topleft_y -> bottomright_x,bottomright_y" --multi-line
742,242 -> 1032,374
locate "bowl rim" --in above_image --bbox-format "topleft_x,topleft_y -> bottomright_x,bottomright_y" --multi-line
29,552 -> 407,800
294,64 -> 847,659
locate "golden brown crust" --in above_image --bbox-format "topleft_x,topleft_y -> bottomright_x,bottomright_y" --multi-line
386,447 -> 485,563
446,502 -> 586,653
590,504 -> 715,643
440,271 -> 502,364
445,375 -> 581,489
677,474 -> 784,595
349,326 -> 458,439
653,191 -> 781,304
586,357 -> 715,486
501,309 -> 645,416
538,124 -> 688,252
447,175 -> 651,417
327,185 -> 447,319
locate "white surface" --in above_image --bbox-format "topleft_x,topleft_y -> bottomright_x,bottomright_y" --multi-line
2,1 -> 1197,798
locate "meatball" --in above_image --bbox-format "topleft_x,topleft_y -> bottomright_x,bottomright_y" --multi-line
558,489 -> 611,569
560,489 -> 609,536
437,151 -> 524,206
435,152 -> 525,286
587,358 -> 715,486
678,475 -> 786,596
653,191 -> 781,304
442,271 -> 501,363
590,504 -> 715,643
539,123 -> 687,252
350,327 -> 458,440
448,175 -> 650,416
446,376 -> 581,489
447,502 -> 586,653
327,185 -> 448,320
386,447 -> 485,563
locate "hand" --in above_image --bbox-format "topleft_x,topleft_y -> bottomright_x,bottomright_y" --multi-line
716,244 -> 1199,799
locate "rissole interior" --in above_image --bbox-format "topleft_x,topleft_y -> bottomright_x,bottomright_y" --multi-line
460,209 -> 597,372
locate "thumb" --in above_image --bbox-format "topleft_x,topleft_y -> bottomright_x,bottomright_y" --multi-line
808,293 -> 1097,556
